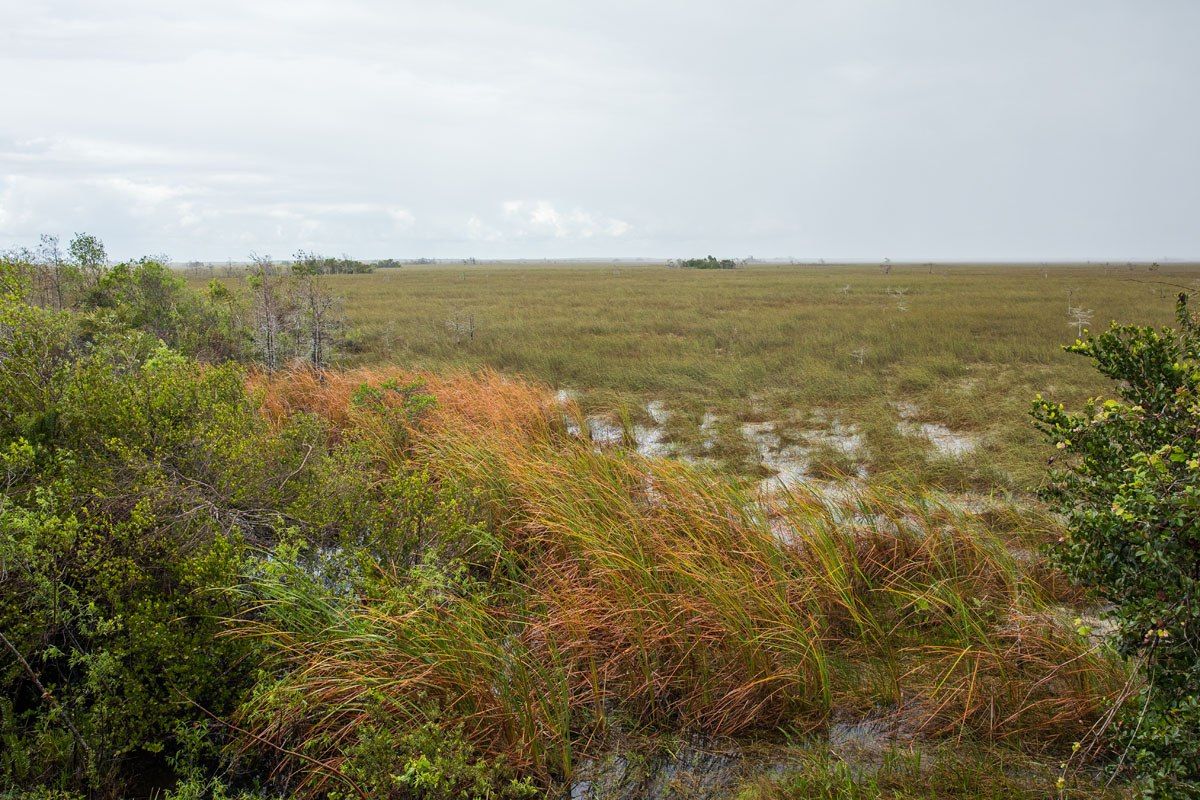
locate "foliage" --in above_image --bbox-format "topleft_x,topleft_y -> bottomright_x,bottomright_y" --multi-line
0,244 -> 1166,798
234,555 -> 543,799
1,234 -> 249,362
0,257 -> 537,797
1033,293 -> 1200,796
83,257 -> 248,361
0,298 -> 268,791
671,255 -> 740,269
292,251 -> 374,275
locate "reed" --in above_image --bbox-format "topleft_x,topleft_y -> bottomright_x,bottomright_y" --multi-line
229,366 -> 1134,794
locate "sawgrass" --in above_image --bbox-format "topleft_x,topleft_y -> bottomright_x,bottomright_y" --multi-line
199,261 -> 1198,490
232,367 -> 1134,796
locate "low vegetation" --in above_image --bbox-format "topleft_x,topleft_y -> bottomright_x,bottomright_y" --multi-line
1,240 -> 1195,797
221,261 -> 1196,491
671,256 -> 740,270
1034,295 -> 1200,794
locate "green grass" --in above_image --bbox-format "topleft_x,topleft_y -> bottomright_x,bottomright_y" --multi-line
736,742 -> 1129,799
201,261 -> 1196,491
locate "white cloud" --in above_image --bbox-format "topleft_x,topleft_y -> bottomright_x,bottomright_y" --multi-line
493,200 -> 631,240
387,207 -> 415,229
92,177 -> 188,214
466,214 -> 502,242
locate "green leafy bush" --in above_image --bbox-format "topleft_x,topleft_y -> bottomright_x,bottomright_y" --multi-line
2,238 -> 249,364
0,260 -> 529,797
0,296 -> 270,791
672,255 -> 739,270
82,258 -> 248,362
1033,293 -> 1200,797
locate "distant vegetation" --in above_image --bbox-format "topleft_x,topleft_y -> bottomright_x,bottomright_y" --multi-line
263,261 -> 1195,491
292,250 -> 376,274
671,255 -> 740,269
1,239 -> 1196,797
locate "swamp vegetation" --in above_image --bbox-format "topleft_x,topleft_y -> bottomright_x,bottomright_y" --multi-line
2,244 -> 1197,798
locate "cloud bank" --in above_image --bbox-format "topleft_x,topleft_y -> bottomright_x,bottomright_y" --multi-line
1,1 -> 1197,261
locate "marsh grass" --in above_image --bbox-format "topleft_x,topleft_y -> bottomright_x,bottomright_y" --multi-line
199,262 -> 1200,489
233,368 -> 1134,795
738,742 -> 1130,799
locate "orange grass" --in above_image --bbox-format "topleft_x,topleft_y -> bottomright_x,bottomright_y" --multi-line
231,366 -> 1134,792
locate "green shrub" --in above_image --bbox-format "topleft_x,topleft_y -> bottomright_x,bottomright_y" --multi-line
82,258 -> 249,362
1,237 -> 249,363
673,255 -> 739,270
0,304 -> 269,791
1033,293 -> 1200,797
335,715 -> 539,800
0,264 -> 511,795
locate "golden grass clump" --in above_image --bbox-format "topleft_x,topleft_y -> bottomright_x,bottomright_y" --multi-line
231,366 -> 1134,792
251,365 -> 556,438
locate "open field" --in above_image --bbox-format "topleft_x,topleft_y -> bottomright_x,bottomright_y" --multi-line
220,262 -> 1199,493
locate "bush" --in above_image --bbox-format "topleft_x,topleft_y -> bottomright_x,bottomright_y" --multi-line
0,296 -> 271,791
672,255 -> 739,270
0,266 -> 527,797
82,258 -> 248,361
1,237 -> 250,363
1033,293 -> 1200,797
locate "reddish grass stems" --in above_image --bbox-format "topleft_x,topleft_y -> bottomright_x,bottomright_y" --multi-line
230,367 -> 1133,794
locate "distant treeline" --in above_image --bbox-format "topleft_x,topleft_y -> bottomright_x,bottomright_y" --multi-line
4,233 -> 347,371
293,251 -> 377,273
670,255 -> 741,270
183,255 -> 482,275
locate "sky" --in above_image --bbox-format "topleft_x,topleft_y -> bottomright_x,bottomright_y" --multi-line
1,1 -> 1198,262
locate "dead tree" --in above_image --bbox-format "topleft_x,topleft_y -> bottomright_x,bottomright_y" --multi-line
292,264 -> 341,369
35,234 -> 70,310
1067,306 -> 1094,338
246,254 -> 291,372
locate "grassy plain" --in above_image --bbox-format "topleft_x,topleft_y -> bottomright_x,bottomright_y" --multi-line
176,262 -> 1200,795
277,261 -> 1197,492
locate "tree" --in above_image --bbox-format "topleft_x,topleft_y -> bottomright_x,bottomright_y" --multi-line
1067,305 -> 1094,338
67,232 -> 107,289
292,250 -> 374,275
246,254 -> 291,371
84,257 -> 249,362
675,255 -> 737,270
35,234 -> 71,310
244,255 -> 342,371
1032,294 -> 1200,797
291,260 -> 342,369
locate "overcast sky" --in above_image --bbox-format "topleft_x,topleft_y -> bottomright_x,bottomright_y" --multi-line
1,1 -> 1197,261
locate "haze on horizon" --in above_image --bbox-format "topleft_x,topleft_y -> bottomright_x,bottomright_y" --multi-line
1,1 -> 1197,263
